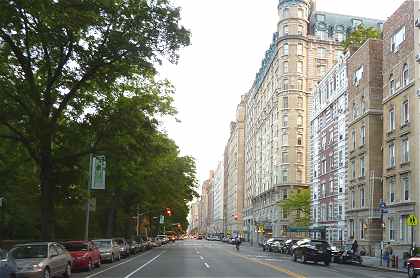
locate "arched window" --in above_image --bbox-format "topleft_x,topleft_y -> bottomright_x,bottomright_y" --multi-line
403,63 -> 409,86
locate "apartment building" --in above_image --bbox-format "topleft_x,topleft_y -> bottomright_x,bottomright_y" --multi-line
310,53 -> 348,245
346,39 -> 384,256
244,0 -> 382,244
381,0 -> 420,258
212,161 -> 224,234
226,96 -> 246,236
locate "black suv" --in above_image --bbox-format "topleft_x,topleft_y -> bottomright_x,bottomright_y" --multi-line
292,239 -> 332,265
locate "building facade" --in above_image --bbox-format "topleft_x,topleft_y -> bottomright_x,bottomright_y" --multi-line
244,0 -> 383,244
226,96 -> 246,236
310,53 -> 349,245
212,160 -> 224,234
345,39 -> 384,256
381,0 -> 419,259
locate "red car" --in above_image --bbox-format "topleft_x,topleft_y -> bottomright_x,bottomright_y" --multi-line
408,256 -> 420,278
63,241 -> 101,271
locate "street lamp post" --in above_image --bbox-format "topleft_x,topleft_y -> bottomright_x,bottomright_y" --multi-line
84,152 -> 94,240
379,200 -> 387,266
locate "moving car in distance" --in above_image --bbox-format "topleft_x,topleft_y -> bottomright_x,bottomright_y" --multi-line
92,239 -> 121,263
63,241 -> 101,271
10,242 -> 72,278
114,238 -> 130,258
0,248 -> 16,278
292,239 -> 332,266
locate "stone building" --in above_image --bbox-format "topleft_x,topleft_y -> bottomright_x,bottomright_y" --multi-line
310,53 -> 349,245
346,39 -> 384,256
226,96 -> 246,236
380,0 -> 419,259
244,0 -> 383,244
212,160 -> 224,234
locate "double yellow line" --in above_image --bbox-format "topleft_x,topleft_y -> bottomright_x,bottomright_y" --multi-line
226,250 -> 306,278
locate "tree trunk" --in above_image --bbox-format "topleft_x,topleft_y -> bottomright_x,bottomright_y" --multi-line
40,137 -> 55,240
106,206 -> 116,237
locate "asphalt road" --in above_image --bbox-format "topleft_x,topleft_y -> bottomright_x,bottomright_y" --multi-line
72,240 -> 408,278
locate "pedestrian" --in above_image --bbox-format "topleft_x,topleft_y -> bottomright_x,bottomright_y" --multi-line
351,240 -> 358,255
384,242 -> 393,267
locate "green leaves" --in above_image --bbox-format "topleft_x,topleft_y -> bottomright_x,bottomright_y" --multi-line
342,25 -> 381,50
278,189 -> 311,228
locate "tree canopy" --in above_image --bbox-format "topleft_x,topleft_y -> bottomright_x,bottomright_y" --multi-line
0,0 -> 195,240
278,189 -> 311,228
342,25 -> 381,50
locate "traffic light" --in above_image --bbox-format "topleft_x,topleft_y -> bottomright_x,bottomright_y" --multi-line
165,208 -> 172,216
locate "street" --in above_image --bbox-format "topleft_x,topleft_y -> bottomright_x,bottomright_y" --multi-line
71,240 -> 407,278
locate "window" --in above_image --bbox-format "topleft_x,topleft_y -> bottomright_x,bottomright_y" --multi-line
297,136 -> 302,146
283,97 -> 289,109
389,217 -> 395,240
296,170 -> 303,183
400,215 -> 410,242
318,48 -> 326,58
351,191 -> 355,208
389,177 -> 396,203
318,65 -> 326,76
339,150 -> 343,166
282,133 -> 288,145
402,138 -> 409,163
389,76 -> 396,95
282,169 -> 288,183
283,7 -> 289,17
336,32 -> 345,42
297,61 -> 303,73
350,219 -> 355,238
321,183 -> 325,198
297,152 -> 303,164
283,79 -> 289,90
297,80 -> 303,91
360,219 -> 365,239
402,100 -> 409,124
283,43 -> 289,56
351,129 -> 356,150
297,8 -> 304,18
284,62 -> 288,73
283,115 -> 288,127
352,102 -> 358,119
297,43 -> 303,56
283,25 -> 289,36
389,143 -> 395,168
361,100 -> 366,114
315,30 -> 328,40
351,160 -> 356,179
282,152 -> 288,163
391,26 -> 405,53
353,66 -> 363,85
389,106 -> 395,131
360,156 -> 365,177
403,64 -> 409,86
338,205 -> 343,220
360,188 -> 365,208
360,126 -> 366,146
297,115 -> 303,127
401,175 -> 410,201
297,25 -> 303,36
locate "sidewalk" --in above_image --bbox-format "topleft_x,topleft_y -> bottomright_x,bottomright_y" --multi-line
360,256 -> 407,273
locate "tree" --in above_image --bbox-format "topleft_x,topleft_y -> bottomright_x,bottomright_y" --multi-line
279,189 -> 311,227
0,0 -> 190,240
342,25 -> 381,50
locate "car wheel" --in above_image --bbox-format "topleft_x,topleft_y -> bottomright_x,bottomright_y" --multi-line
43,268 -> 51,278
111,254 -> 114,263
409,265 -> 417,278
63,263 -> 71,278
301,255 -> 306,263
293,253 -> 297,262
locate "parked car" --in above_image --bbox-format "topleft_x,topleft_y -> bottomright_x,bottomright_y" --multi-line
0,248 -> 16,278
10,242 -> 72,278
283,239 -> 299,255
151,238 -> 162,247
262,238 -> 282,251
92,239 -> 121,263
408,254 -> 420,278
271,240 -> 285,253
156,235 -> 169,245
333,244 -> 363,264
292,239 -> 332,265
63,241 -> 101,271
114,238 -> 130,258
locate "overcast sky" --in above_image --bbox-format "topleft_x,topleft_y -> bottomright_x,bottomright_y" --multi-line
158,0 -> 405,189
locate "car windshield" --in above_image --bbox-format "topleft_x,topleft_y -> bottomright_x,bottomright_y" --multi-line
93,241 -> 111,248
310,241 -> 329,249
0,249 -> 7,259
63,243 -> 89,252
115,239 -> 125,245
10,245 -> 48,259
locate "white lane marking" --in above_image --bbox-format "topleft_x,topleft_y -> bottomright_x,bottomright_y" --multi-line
200,256 -> 204,260
123,251 -> 166,278
204,262 -> 210,269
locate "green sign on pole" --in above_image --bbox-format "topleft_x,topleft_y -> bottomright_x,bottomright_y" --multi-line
91,155 -> 106,190
159,215 -> 165,224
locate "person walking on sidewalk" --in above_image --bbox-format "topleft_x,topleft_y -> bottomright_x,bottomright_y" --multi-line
351,240 -> 359,255
384,242 -> 393,267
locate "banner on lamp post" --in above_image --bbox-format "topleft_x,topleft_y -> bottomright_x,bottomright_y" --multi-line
91,155 -> 106,190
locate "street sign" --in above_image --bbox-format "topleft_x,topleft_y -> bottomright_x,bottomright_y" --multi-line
407,215 -> 418,226
91,156 -> 106,190
159,215 -> 165,224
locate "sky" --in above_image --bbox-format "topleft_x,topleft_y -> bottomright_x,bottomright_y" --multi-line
158,0 -> 405,189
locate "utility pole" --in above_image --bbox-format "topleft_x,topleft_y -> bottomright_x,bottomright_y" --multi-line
84,152 -> 94,240
136,205 -> 140,237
